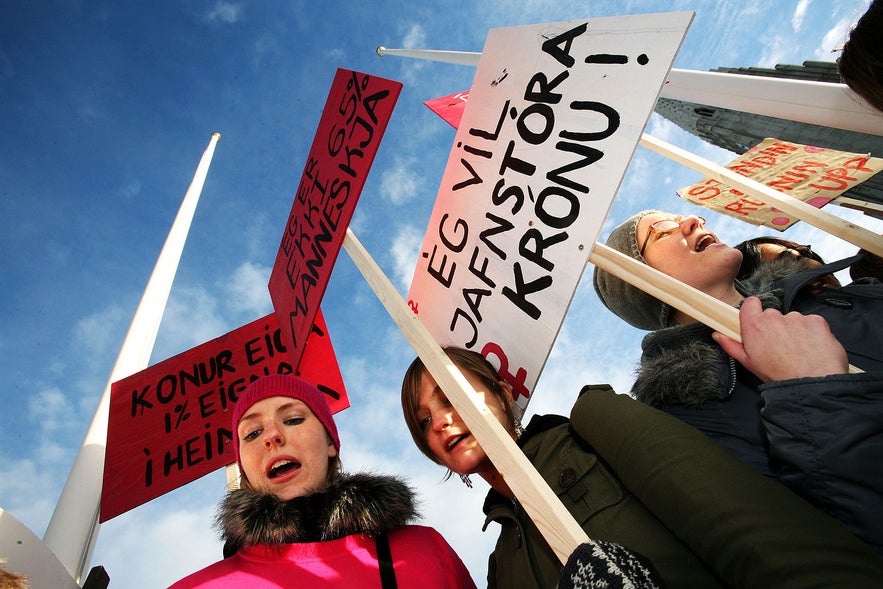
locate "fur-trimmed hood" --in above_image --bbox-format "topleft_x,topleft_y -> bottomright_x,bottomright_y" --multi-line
631,258 -> 800,408
632,322 -> 734,408
218,472 -> 419,554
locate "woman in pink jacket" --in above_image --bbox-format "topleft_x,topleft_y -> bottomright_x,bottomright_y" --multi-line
169,374 -> 476,589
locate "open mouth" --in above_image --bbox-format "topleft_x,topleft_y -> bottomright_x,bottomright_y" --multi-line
268,459 -> 300,479
695,235 -> 716,252
447,434 -> 468,451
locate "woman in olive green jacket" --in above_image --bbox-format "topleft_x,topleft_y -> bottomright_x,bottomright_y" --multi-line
401,347 -> 883,588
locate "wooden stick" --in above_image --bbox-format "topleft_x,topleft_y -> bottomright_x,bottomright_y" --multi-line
639,133 -> 883,259
342,228 -> 589,563
226,464 -> 241,492
590,243 -> 862,373
591,243 -> 741,339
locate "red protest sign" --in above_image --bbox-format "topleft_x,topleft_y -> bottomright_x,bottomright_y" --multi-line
269,69 -> 402,368
100,309 -> 348,522
424,91 -> 469,130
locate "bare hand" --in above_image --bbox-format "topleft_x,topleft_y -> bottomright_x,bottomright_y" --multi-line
712,297 -> 849,382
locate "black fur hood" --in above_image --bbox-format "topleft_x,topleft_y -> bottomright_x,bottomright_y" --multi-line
631,257 -> 801,408
218,473 -> 420,553
632,322 -> 734,408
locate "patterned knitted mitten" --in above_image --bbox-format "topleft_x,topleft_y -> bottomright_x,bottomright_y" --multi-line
556,540 -> 664,589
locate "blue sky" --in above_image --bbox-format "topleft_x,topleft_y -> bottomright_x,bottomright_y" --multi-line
1,1 -> 879,586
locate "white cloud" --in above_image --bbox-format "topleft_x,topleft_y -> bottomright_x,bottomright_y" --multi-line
96,491 -> 221,587
119,178 -> 142,201
204,1 -> 241,24
239,211 -> 277,260
394,23 -> 430,83
77,105 -> 100,123
0,456 -> 58,535
402,23 -> 427,50
621,150 -> 652,197
74,304 -> 128,359
380,157 -> 422,205
646,114 -> 678,144
223,261 -> 272,317
46,239 -> 71,265
252,32 -> 280,69
757,34 -> 789,68
27,387 -> 76,436
389,224 -> 423,293
816,16 -> 853,58
153,286 -> 228,360
792,0 -> 811,32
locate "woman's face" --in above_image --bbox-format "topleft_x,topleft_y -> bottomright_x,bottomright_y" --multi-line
237,396 -> 337,500
415,368 -> 512,477
637,212 -> 743,291
755,243 -> 841,288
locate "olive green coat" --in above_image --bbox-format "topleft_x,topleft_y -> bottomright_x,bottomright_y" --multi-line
483,385 -> 883,588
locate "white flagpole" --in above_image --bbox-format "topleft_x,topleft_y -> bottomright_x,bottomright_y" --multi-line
376,47 -> 883,136
42,132 -> 222,583
663,69 -> 883,137
376,46 -> 480,67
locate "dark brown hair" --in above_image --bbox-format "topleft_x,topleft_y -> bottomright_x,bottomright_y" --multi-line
401,347 -> 516,465
735,236 -> 824,281
838,0 -> 883,113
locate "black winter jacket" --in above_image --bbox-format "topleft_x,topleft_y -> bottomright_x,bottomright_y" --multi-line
632,256 -> 883,554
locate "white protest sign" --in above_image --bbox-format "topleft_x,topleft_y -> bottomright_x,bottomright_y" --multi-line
407,13 -> 693,414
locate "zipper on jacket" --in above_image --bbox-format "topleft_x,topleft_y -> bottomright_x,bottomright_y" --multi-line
511,497 -> 523,548
726,355 -> 737,397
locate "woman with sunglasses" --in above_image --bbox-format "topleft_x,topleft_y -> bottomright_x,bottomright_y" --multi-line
593,210 -> 883,555
736,235 -> 882,286
735,236 -> 841,288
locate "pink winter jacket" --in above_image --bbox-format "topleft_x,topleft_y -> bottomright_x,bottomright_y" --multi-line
168,525 -> 476,588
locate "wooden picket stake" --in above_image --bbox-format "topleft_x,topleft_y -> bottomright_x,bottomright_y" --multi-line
226,464 -> 241,491
590,242 -> 863,374
342,228 -> 589,564
640,133 -> 883,259
591,243 -> 740,339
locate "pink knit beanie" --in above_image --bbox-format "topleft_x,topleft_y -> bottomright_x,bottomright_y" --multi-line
232,374 -> 340,471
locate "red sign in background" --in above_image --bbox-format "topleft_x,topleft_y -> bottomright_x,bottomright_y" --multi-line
269,68 -> 402,369
424,91 -> 470,130
101,309 -> 347,522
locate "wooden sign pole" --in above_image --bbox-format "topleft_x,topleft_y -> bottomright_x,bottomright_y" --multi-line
589,243 -> 862,373
343,228 -> 589,564
640,133 -> 883,258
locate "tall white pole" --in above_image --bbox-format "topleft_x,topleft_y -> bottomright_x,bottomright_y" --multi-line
42,132 -> 222,584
